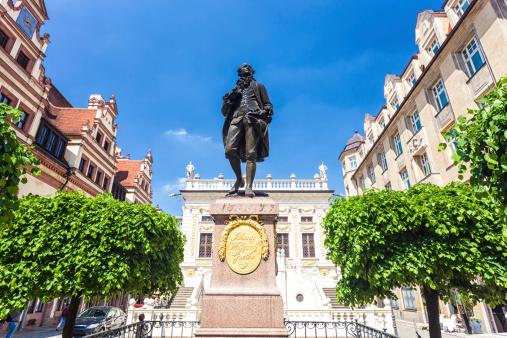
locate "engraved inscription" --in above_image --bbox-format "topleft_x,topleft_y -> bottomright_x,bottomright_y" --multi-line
226,225 -> 262,274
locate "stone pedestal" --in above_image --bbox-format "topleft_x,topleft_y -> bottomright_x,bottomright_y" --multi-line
195,197 -> 289,338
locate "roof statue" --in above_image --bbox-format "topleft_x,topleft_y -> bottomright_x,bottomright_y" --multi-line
319,162 -> 328,181
186,161 -> 195,180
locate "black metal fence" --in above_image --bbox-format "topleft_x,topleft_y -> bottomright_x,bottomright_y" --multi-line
84,319 -> 398,338
285,320 -> 399,337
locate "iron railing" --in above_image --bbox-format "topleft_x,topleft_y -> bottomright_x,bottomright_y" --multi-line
84,319 -> 398,338
284,320 -> 399,338
83,320 -> 200,338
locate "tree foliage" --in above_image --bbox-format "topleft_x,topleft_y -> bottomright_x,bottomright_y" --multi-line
0,192 -> 185,337
440,76 -> 507,236
0,103 -> 40,229
323,183 -> 507,337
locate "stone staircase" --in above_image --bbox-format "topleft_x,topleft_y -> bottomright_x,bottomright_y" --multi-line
166,287 -> 194,309
322,288 -> 348,309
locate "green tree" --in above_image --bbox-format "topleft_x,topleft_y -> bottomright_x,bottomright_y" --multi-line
0,192 -> 185,338
323,183 -> 507,338
0,103 -> 40,229
440,76 -> 507,237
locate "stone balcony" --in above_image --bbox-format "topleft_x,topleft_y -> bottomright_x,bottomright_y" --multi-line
185,176 -> 329,191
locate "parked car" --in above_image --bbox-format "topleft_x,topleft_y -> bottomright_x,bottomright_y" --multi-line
72,306 -> 125,336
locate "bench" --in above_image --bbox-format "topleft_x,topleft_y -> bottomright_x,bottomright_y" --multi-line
26,319 -> 36,326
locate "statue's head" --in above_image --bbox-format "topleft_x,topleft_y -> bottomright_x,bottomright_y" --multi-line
189,161 -> 193,165
237,63 -> 255,78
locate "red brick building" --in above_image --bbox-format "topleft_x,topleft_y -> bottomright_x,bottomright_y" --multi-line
0,0 -> 153,327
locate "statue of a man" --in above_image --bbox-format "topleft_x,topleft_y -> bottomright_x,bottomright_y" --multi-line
186,161 -> 195,179
319,161 -> 328,181
221,63 -> 273,197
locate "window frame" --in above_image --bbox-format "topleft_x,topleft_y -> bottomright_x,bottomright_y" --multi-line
349,156 -> 358,170
201,216 -> 213,222
301,216 -> 313,223
408,72 -> 416,87
102,176 -> 109,190
199,233 -> 213,258
16,50 -> 30,70
87,164 -> 95,179
78,158 -> 87,173
13,111 -> 27,130
410,111 -> 422,133
0,27 -> 9,49
461,37 -> 485,77
95,171 -> 102,185
428,38 -> 440,57
302,233 -> 315,258
455,0 -> 470,17
421,152 -> 432,177
361,177 -> 366,191
381,152 -> 388,171
0,93 -> 11,105
104,140 -> 110,152
369,165 -> 376,184
402,288 -> 417,310
391,98 -> 400,111
394,133 -> 403,156
35,121 -> 67,159
277,216 -> 288,222
401,170 -> 411,189
95,132 -> 102,144
277,233 -> 290,258
432,80 -> 449,112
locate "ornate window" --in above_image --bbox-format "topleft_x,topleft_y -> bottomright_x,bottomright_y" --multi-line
277,216 -> 288,222
36,123 -> 67,159
79,158 -> 86,173
87,165 -> 95,179
410,111 -> 422,133
462,37 -> 485,77
277,233 -> 289,257
421,152 -> 431,177
0,28 -> 8,49
95,171 -> 102,185
301,216 -> 313,222
16,51 -> 29,70
381,152 -> 388,171
402,288 -> 417,310
455,0 -> 470,17
199,233 -> 212,258
370,165 -> 376,184
0,94 -> 11,105
349,157 -> 358,170
432,80 -> 449,112
394,133 -> 403,156
302,233 -> 315,258
401,170 -> 411,190
201,216 -> 213,222
428,38 -> 440,57
14,112 -> 27,130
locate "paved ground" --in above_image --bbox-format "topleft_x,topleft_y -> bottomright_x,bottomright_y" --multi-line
444,333 -> 507,338
0,325 -> 62,338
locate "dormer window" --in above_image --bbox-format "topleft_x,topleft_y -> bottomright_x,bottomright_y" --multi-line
455,0 -> 470,18
428,38 -> 440,57
16,51 -> 29,70
0,28 -> 9,49
408,73 -> 416,87
391,99 -> 400,111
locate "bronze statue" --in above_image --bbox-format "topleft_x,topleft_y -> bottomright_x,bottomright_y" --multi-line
221,63 -> 273,197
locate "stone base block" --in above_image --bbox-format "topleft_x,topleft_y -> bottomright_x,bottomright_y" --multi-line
194,328 -> 289,338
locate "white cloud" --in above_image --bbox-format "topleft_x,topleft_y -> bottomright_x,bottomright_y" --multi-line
165,128 -> 212,142
163,177 -> 187,192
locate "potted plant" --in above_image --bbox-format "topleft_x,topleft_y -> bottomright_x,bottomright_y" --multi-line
470,317 -> 482,334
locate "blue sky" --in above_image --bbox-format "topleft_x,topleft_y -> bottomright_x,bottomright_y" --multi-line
42,0 -> 444,215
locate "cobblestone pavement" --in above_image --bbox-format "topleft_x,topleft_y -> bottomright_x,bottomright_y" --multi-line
0,325 -> 62,338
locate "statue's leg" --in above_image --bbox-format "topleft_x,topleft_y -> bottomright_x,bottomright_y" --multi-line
224,124 -> 245,195
244,123 -> 260,198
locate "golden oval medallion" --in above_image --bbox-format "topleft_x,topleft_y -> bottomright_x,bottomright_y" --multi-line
225,224 -> 262,274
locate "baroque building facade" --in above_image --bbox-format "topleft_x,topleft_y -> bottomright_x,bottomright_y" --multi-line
339,0 -> 507,335
124,167 -> 395,335
0,0 -> 153,328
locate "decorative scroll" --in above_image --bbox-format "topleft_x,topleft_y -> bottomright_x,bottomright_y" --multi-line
199,223 -> 214,230
196,261 -> 212,266
302,260 -> 318,266
299,208 -> 315,213
279,208 -> 289,213
277,223 -> 291,231
200,207 -> 210,213
300,224 -> 316,231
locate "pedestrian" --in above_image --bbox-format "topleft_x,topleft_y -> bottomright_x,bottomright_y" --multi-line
56,305 -> 68,331
5,309 -> 19,338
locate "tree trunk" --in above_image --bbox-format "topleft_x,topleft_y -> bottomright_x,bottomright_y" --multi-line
422,284 -> 442,338
62,293 -> 82,338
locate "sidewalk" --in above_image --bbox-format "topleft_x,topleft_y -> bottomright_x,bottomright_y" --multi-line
0,325 -> 62,338
444,333 -> 507,338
